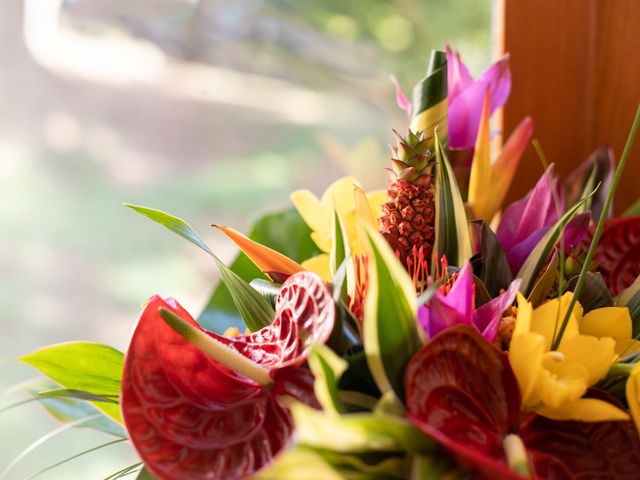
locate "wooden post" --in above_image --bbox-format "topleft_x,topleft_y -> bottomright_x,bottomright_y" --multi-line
499,0 -> 640,211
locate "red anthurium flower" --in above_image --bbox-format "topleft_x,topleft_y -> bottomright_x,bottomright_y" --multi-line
593,216 -> 640,295
121,271 -> 335,480
405,326 -> 640,479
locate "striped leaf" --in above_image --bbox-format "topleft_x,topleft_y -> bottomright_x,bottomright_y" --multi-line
362,225 -> 420,400
433,132 -> 473,269
410,50 -> 448,141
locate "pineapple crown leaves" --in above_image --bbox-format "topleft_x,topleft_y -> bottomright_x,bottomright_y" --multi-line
389,129 -> 436,182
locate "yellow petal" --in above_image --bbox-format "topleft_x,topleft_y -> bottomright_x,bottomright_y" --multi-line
538,352 -> 588,408
509,332 -> 545,408
627,363 -> 640,434
291,189 -> 330,233
558,335 -> 616,385
514,292 -> 533,337
311,231 -> 331,253
320,176 -> 361,213
537,398 -> 630,422
301,254 -> 332,282
468,90 -> 492,222
580,307 -> 633,355
618,339 -> 640,358
531,293 -> 582,350
366,190 -> 387,225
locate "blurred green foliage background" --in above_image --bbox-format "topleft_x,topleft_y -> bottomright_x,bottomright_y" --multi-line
0,0 -> 490,477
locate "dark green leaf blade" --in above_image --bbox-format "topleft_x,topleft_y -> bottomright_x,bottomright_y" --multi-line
124,204 -> 214,256
125,204 -> 274,331
566,272 -> 614,313
471,220 -> 513,296
23,379 -> 125,437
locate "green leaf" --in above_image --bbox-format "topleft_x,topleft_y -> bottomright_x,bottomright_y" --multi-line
249,279 -> 280,308
291,402 -> 433,454
125,204 -> 274,332
307,345 -> 348,414
410,454 -> 471,480
215,262 -> 274,332
566,272 -> 613,313
21,342 -> 124,424
527,249 -> 559,307
136,468 -> 155,480
253,447 -> 348,480
37,389 -> 119,404
624,289 -> 640,339
623,198 -> 640,217
433,132 -> 472,269
125,204 -> 214,256
256,446 -> 407,480
565,146 -> 615,220
330,209 -> 354,301
199,208 -> 320,332
362,226 -> 421,400
516,192 -> 594,296
24,439 -> 129,480
470,220 -> 513,297
22,379 -> 125,437
410,50 -> 448,140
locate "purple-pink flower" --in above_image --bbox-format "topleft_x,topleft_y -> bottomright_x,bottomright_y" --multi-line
418,262 -> 520,341
496,166 -> 591,274
446,45 -> 511,149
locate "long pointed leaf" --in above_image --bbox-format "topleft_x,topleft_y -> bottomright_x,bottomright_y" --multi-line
330,209 -> 355,300
517,190 -> 596,296
363,225 -> 420,400
307,345 -> 347,415
433,131 -> 473,269
24,439 -> 128,480
125,204 -> 274,331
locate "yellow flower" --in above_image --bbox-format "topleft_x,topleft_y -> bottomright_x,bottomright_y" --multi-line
291,176 -> 386,281
627,363 -> 640,434
509,292 -> 630,422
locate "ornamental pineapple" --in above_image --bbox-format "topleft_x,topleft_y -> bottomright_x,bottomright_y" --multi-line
379,129 -> 436,268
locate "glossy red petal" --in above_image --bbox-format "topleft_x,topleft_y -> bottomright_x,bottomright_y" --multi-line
405,325 -> 523,479
593,216 -> 640,295
521,390 -> 640,480
122,271 -> 333,480
225,271 -> 335,369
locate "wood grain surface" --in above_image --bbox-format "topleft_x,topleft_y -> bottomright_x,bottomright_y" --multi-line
498,0 -> 640,211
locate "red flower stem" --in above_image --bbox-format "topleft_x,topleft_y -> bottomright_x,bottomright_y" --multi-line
158,308 -> 273,386
552,103 -> 640,350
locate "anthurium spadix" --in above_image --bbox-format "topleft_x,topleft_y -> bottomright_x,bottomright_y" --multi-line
121,271 -> 335,480
468,90 -> 534,223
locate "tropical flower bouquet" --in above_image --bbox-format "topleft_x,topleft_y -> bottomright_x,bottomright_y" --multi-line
7,48 -> 640,480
